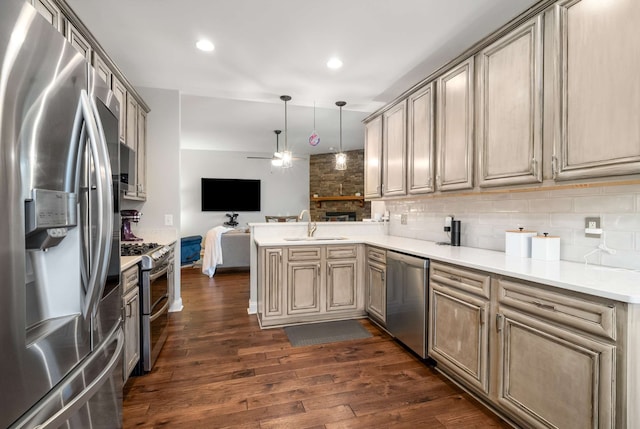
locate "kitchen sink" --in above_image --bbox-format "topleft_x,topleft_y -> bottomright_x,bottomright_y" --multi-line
283,236 -> 348,241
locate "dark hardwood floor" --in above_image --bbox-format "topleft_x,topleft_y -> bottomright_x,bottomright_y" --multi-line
123,267 -> 511,428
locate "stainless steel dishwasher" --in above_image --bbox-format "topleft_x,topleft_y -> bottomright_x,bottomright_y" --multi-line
386,250 -> 429,358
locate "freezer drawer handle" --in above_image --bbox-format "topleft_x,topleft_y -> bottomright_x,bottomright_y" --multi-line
33,328 -> 124,429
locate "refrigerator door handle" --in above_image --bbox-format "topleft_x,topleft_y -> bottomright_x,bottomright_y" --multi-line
78,90 -> 114,319
28,328 -> 123,429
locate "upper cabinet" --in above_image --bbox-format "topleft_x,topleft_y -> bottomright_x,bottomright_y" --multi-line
66,22 -> 92,61
382,101 -> 407,196
364,116 -> 383,199
32,0 -> 64,31
30,0 -> 150,201
477,16 -> 543,187
436,58 -> 474,191
552,0 -> 640,180
408,83 -> 435,194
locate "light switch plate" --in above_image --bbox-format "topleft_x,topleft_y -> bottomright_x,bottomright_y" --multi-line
400,213 -> 407,225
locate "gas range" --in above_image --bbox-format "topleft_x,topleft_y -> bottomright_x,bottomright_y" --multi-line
121,242 -> 172,270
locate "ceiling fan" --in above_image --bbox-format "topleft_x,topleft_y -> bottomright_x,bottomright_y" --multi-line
247,129 -> 298,165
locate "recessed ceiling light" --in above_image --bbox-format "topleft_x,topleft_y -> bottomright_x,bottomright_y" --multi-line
196,39 -> 215,52
327,57 -> 343,69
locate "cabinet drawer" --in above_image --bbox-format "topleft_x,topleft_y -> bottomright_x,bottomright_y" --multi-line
430,262 -> 490,299
327,245 -> 357,259
288,246 -> 321,261
123,265 -> 139,293
367,246 -> 386,264
497,278 -> 616,341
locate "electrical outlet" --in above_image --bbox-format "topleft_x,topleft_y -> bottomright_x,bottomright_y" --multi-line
400,213 -> 407,225
585,216 -> 601,238
164,214 -> 173,226
444,215 -> 454,232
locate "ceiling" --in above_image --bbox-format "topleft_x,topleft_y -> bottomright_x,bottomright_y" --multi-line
66,0 -> 539,156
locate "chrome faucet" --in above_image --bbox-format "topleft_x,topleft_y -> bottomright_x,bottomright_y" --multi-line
299,209 -> 317,237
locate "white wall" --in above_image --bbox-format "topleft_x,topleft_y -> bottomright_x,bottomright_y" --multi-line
180,150 -> 309,238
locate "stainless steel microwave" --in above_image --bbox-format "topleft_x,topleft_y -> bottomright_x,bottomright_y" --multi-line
120,143 -> 135,194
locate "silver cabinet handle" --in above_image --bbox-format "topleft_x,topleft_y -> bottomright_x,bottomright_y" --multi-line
532,300 -> 556,311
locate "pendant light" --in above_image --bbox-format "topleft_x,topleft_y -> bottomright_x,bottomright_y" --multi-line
280,95 -> 293,168
335,100 -> 347,170
271,130 -> 283,167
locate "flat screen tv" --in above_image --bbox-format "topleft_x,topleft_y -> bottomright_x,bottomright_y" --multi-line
201,178 -> 261,212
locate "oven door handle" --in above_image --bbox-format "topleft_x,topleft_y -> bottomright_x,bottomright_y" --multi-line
149,265 -> 169,282
150,297 -> 169,323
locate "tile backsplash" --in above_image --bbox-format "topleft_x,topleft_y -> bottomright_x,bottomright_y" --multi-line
385,183 -> 640,271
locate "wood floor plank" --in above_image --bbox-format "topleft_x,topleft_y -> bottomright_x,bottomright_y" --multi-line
123,268 -> 511,428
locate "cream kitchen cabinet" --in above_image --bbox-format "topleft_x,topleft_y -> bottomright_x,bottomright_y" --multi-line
111,76 -> 128,145
364,115 -> 383,199
287,246 -> 322,315
66,22 -> 92,61
136,109 -> 147,199
365,246 -> 386,325
258,244 -> 364,327
93,52 -> 112,86
326,246 -> 359,312
436,57 -> 474,191
260,248 -> 284,319
122,265 -> 140,381
552,0 -> 640,181
496,278 -> 616,428
382,101 -> 407,196
407,83 -> 436,194
477,16 -> 543,187
428,262 -> 491,395
31,0 -> 64,31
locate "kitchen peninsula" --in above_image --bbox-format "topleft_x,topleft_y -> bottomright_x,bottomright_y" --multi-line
250,221 -> 640,428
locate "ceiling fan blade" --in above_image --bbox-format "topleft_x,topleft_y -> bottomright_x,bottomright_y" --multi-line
246,156 -> 272,160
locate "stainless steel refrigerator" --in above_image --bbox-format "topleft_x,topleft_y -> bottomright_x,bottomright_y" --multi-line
1,0 -> 124,427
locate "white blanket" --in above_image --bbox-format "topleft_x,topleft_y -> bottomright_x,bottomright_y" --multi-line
201,226 -> 233,278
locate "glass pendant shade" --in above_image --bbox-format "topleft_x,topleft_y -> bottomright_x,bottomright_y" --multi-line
335,152 -> 347,170
280,95 -> 293,169
335,100 -> 347,170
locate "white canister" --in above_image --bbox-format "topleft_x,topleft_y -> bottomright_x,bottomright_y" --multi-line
505,228 -> 537,258
531,233 -> 560,261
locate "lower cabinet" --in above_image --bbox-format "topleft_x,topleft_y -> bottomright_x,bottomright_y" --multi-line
258,244 -> 363,327
122,265 -> 140,381
429,263 -> 491,395
427,262 -> 620,429
496,308 -> 615,429
365,246 -> 386,324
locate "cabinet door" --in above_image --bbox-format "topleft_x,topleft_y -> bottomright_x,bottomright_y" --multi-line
123,287 -> 140,380
136,109 -> 147,199
477,16 -> 543,187
436,58 -> 474,191
429,283 -> 489,394
66,23 -> 92,61
382,101 -> 407,196
364,116 -> 383,198
326,260 -> 357,312
366,260 -> 386,324
93,53 -> 112,86
262,248 -> 284,318
553,0 -> 640,180
287,261 -> 321,315
126,94 -> 139,151
497,309 -> 615,429
32,0 -> 63,31
111,76 -> 127,144
408,83 -> 435,194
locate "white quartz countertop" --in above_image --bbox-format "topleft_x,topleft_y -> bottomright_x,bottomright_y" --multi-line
121,255 -> 141,271
255,234 -> 640,304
